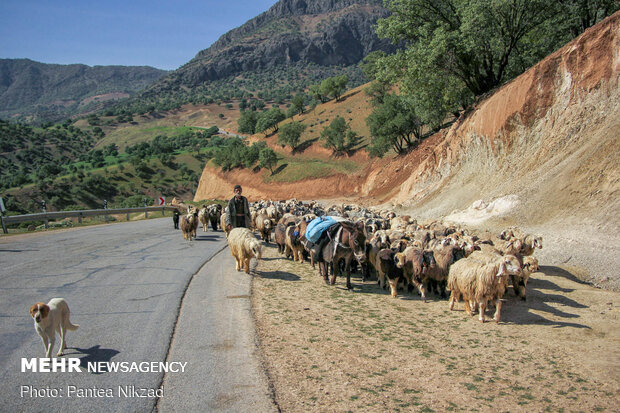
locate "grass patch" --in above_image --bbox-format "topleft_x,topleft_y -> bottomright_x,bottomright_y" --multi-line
263,156 -> 360,183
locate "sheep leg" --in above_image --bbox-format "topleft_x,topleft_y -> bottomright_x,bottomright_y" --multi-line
464,299 -> 474,316
244,258 -> 250,274
449,291 -> 458,311
493,300 -> 502,323
388,277 -> 398,298
478,301 -> 486,323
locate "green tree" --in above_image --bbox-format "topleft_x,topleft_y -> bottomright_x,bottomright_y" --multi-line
238,110 -> 258,134
292,94 -> 306,115
320,75 -> 349,102
375,0 -> 612,128
278,122 -> 306,151
259,147 -> 278,174
320,116 -> 361,155
256,108 -> 285,135
309,84 -> 327,104
366,93 -> 422,157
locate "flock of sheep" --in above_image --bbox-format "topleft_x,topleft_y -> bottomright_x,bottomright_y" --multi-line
178,199 -> 543,323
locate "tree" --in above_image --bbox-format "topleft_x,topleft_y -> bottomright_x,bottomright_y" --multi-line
320,116 -> 361,155
278,122 -> 306,151
256,108 -> 286,135
320,75 -> 349,102
238,110 -> 258,134
375,0 -> 610,128
366,94 -> 422,157
259,147 -> 278,174
309,84 -> 327,104
291,94 -> 306,115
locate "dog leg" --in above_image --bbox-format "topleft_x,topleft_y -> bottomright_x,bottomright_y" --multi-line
57,325 -> 66,356
40,334 -> 50,358
46,334 -> 55,358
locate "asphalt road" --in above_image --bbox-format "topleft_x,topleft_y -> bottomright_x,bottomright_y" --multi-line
0,218 -> 276,412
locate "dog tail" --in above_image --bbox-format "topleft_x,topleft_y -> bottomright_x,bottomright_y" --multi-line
66,321 -> 79,331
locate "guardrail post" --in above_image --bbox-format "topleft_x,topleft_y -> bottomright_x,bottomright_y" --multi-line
1,214 -> 7,234
78,212 -> 83,224
44,217 -> 49,229
127,212 -> 130,221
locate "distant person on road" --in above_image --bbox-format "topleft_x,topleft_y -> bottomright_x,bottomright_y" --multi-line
173,209 -> 180,229
226,184 -> 251,232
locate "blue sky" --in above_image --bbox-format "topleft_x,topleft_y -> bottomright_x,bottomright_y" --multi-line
0,0 -> 278,70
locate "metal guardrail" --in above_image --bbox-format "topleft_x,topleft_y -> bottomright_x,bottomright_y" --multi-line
1,206 -> 179,234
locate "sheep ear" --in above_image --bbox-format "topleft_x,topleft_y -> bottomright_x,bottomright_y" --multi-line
496,262 -> 507,277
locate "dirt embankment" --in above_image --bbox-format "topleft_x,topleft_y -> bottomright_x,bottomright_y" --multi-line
195,13 -> 620,289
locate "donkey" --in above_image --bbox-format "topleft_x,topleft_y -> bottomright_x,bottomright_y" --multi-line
317,220 -> 367,290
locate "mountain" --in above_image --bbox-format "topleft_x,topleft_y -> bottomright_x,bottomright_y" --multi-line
0,59 -> 168,123
145,0 -> 396,94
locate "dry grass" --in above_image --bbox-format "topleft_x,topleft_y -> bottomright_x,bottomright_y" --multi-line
252,244 -> 619,412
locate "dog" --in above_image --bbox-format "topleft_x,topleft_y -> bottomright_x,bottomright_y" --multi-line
29,298 -> 79,358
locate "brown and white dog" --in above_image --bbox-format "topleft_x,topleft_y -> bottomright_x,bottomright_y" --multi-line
29,298 -> 79,358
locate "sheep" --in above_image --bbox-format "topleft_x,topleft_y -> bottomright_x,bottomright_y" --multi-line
395,246 -> 436,301
220,212 -> 230,237
274,223 -> 289,255
208,204 -> 222,231
519,234 -> 543,256
254,212 -> 274,242
374,248 -> 403,298
511,255 -> 539,300
285,224 -> 304,263
364,232 -> 390,284
424,244 -> 465,298
198,206 -> 209,232
180,211 -> 199,241
227,227 -> 262,274
447,252 -> 523,322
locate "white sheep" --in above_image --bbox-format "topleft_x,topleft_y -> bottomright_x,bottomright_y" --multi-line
447,252 -> 523,323
198,206 -> 209,232
227,227 -> 262,274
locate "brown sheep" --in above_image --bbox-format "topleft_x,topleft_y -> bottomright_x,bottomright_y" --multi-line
395,246 -> 436,301
425,244 -> 465,298
180,212 -> 199,241
274,223 -> 290,255
227,227 -> 262,274
447,252 -> 522,322
285,224 -> 304,263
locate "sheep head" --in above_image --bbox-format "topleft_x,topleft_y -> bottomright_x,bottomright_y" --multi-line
497,255 -> 523,277
250,240 -> 262,260
394,252 -> 405,269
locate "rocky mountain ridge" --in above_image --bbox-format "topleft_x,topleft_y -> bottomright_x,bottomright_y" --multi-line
152,0 -> 395,88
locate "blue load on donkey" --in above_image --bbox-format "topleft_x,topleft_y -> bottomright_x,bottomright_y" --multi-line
305,216 -> 338,243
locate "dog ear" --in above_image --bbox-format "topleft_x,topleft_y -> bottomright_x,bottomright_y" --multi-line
29,303 -> 39,317
39,304 -> 50,319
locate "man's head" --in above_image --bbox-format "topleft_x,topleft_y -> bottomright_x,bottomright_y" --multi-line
234,185 -> 242,198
